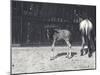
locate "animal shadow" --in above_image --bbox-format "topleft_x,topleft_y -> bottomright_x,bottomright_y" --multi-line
50,52 -> 77,60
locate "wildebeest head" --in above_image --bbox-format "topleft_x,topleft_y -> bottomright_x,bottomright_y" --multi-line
46,28 -> 58,41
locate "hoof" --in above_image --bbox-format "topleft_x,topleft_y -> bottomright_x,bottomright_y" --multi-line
66,55 -> 72,59
80,49 -> 84,56
50,57 -> 55,60
66,52 -> 72,59
88,53 -> 92,58
80,52 -> 84,56
80,48 -> 88,56
68,56 -> 72,59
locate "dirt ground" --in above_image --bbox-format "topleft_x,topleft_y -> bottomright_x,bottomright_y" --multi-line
11,46 -> 96,74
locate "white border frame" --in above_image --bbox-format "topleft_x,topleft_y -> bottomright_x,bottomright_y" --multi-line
0,0 -> 100,75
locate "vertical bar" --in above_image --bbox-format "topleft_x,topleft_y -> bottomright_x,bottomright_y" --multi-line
21,2 -> 23,45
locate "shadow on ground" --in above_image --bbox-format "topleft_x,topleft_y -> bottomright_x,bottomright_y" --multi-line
50,52 -> 77,60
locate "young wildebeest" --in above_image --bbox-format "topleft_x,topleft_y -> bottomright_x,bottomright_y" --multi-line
79,19 -> 95,57
46,28 -> 72,59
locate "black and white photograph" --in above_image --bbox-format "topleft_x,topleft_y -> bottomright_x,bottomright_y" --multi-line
11,0 -> 96,74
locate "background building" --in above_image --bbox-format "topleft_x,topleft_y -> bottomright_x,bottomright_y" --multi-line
11,1 -> 96,46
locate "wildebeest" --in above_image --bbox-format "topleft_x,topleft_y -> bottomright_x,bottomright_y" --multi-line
46,28 -> 72,59
79,19 -> 95,57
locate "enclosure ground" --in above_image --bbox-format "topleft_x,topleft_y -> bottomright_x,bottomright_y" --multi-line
11,46 -> 96,74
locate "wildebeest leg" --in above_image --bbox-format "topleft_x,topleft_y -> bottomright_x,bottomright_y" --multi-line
81,35 -> 85,56
88,41 -> 92,57
51,39 -> 56,51
88,34 -> 94,57
65,40 -> 72,58
50,38 -> 56,60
